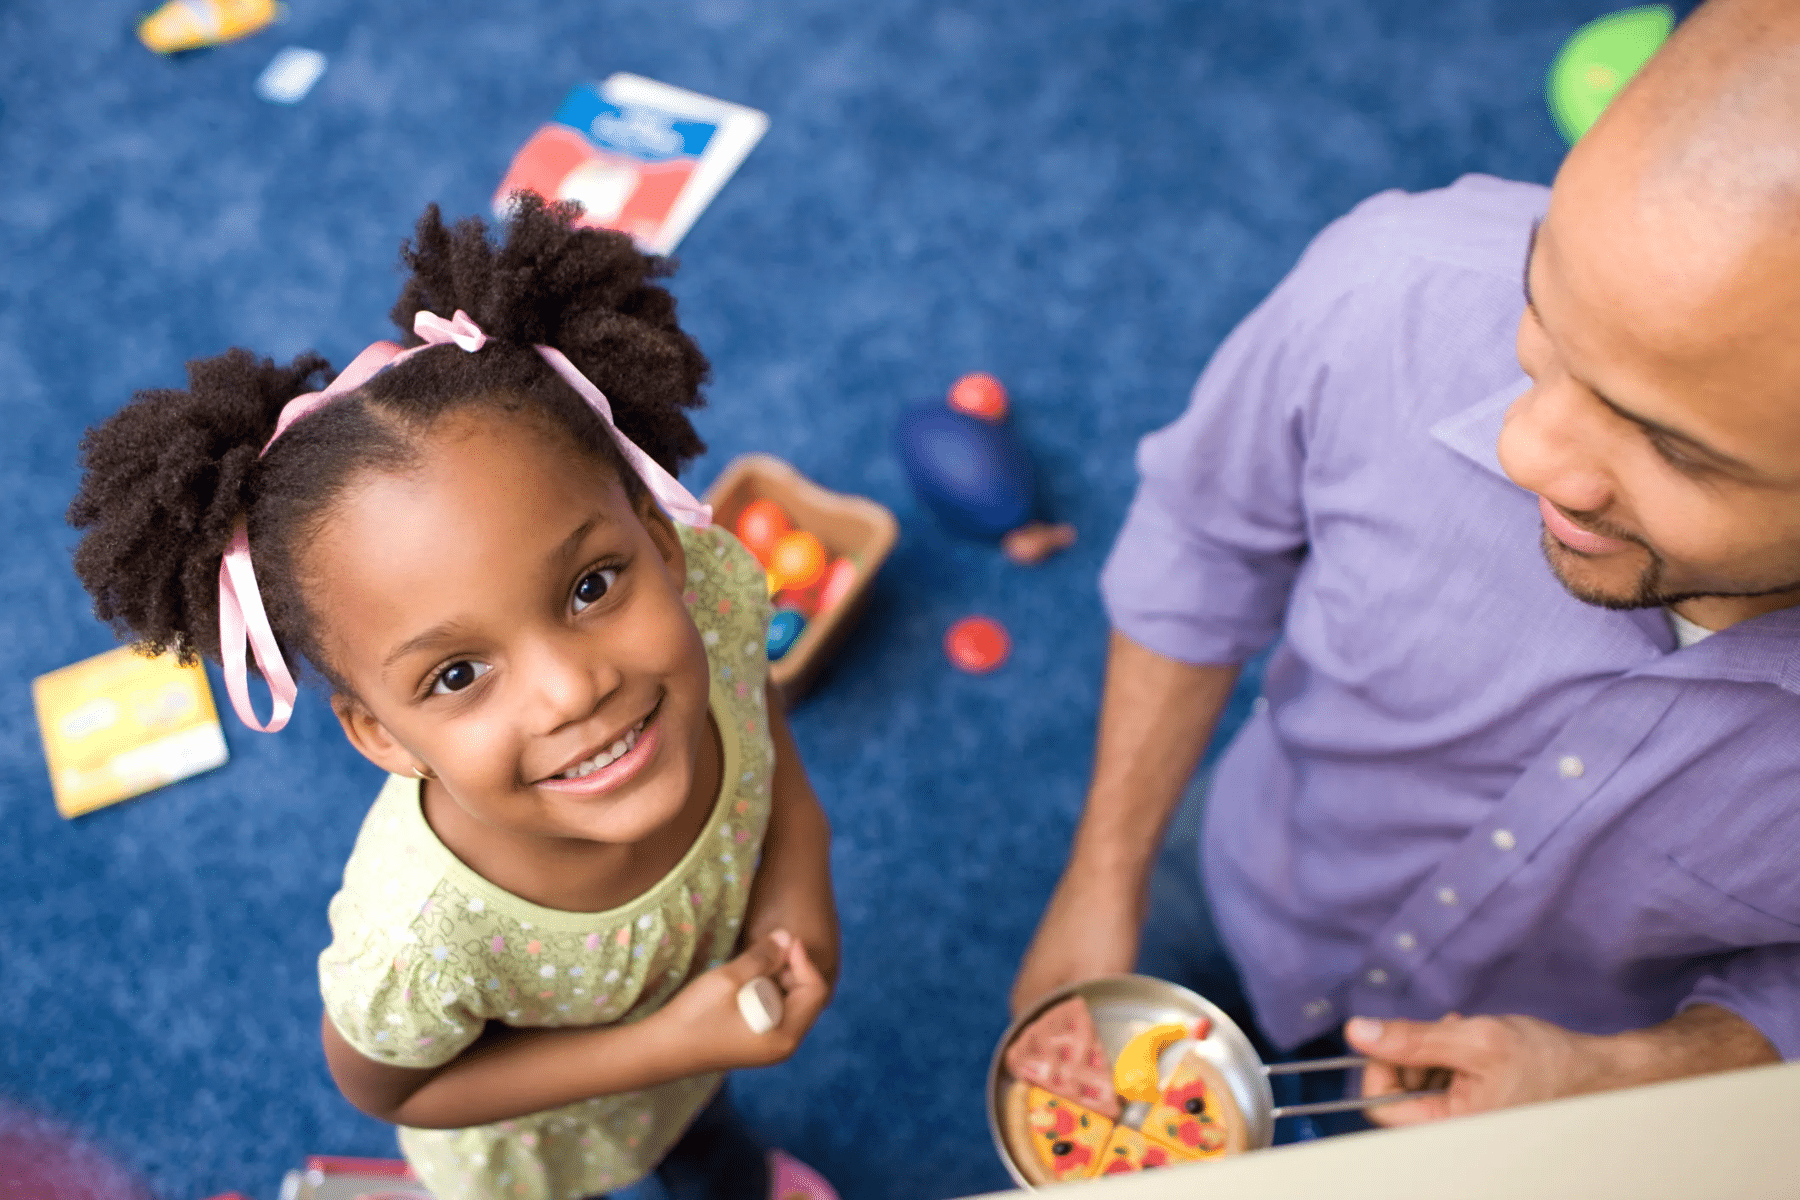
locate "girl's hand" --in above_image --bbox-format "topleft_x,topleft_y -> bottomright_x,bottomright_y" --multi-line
658,930 -> 830,1072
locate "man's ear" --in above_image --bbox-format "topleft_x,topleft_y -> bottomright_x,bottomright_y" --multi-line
635,488 -> 688,580
331,693 -> 427,778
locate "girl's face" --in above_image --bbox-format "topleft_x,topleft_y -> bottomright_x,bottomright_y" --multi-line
311,405 -> 714,849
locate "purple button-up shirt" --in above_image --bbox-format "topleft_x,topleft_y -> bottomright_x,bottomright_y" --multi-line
1101,174 -> 1800,1056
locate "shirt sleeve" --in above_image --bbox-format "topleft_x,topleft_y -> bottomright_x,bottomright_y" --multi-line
1099,197 -> 1408,666
1682,946 -> 1800,1061
318,897 -> 484,1070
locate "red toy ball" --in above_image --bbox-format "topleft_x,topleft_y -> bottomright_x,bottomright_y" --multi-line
735,499 -> 791,565
948,372 -> 1009,422
945,616 -> 1011,674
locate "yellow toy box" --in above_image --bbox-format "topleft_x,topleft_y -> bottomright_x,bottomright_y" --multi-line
32,646 -> 229,819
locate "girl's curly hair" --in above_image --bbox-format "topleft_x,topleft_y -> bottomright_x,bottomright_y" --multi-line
68,195 -> 709,690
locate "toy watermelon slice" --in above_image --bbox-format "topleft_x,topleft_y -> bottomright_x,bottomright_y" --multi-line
1547,5 -> 1675,144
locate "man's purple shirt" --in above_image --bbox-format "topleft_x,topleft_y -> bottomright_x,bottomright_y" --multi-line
1101,175 -> 1800,1055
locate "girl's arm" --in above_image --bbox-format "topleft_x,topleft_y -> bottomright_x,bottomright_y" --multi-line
322,930 -> 827,1129
741,683 -> 841,989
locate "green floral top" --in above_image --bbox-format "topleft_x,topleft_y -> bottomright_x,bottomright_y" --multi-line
318,524 -> 774,1199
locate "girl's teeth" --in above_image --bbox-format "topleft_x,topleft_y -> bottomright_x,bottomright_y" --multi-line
555,723 -> 644,779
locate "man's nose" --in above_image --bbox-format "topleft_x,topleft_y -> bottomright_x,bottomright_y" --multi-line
1498,379 -> 1616,516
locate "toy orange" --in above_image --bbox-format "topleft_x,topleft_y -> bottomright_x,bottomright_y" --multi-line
734,498 -> 791,565
767,531 -> 827,592
139,0 -> 283,54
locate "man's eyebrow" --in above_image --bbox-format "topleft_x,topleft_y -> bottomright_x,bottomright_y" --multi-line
381,511 -> 613,671
1523,218 -> 1541,313
1593,393 -> 1755,475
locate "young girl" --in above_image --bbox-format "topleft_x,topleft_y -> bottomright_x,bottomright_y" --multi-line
68,197 -> 841,1200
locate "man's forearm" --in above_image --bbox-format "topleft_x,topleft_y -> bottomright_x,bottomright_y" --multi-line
1067,630 -> 1241,890
1597,1003 -> 1780,1090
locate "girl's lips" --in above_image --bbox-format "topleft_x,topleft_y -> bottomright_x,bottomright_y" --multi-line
536,717 -> 661,796
1538,495 -> 1633,556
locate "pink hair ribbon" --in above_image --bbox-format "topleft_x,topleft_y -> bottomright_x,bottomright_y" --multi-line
216,309 -> 712,732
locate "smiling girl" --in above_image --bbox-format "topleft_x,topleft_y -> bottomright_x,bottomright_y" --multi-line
68,197 -> 840,1200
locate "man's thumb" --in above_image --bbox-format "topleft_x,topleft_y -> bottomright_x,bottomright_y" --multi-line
1346,1016 -> 1443,1066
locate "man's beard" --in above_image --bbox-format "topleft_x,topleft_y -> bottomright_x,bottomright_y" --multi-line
1541,529 -> 1800,611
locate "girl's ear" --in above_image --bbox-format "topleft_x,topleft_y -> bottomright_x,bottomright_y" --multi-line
331,693 -> 431,779
635,490 -> 688,579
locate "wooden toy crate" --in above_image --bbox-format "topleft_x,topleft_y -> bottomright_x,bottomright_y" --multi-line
703,453 -> 897,705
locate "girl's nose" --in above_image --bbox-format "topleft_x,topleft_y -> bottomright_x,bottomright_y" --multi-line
1498,378 -> 1616,516
518,630 -> 621,736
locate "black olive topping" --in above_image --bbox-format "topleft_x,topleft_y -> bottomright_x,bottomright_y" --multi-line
1052,1140 -> 1073,1156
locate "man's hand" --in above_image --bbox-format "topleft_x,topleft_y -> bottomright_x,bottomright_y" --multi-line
1346,1012 -> 1604,1124
1346,1004 -> 1780,1126
1009,633 -> 1241,1017
656,931 -> 829,1073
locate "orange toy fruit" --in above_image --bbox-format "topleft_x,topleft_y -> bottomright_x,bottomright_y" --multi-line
945,616 -> 1011,673
948,372 -> 1009,422
768,530 -> 827,592
734,499 -> 791,565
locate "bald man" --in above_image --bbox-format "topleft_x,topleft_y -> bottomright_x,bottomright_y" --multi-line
1013,0 -> 1797,1126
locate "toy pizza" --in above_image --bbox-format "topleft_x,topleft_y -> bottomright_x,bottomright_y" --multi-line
1096,1125 -> 1197,1175
1001,997 -> 1246,1185
1003,995 -> 1121,1119
1002,1084 -> 1115,1185
1140,1050 -> 1249,1158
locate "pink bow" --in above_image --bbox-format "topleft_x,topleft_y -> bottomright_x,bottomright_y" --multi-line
217,309 -> 712,732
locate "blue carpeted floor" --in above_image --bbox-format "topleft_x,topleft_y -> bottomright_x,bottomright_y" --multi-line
3,1 -> 1618,1196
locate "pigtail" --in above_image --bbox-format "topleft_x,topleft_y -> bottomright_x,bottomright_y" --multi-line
388,196 -> 709,476
68,350 -> 332,664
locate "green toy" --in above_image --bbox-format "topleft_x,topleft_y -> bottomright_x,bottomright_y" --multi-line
1547,5 -> 1675,144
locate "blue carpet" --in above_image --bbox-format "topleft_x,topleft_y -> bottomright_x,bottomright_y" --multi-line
4,1 -> 1618,1196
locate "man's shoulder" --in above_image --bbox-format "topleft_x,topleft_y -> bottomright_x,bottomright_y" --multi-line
1303,174 -> 1549,289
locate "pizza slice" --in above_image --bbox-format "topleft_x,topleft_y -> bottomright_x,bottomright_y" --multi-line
1003,995 -> 1122,1118
1140,1050 -> 1249,1159
1096,1124 -> 1198,1176
1004,1084 -> 1113,1184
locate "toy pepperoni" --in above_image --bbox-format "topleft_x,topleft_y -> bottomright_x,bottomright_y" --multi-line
945,616 -> 1010,674
767,531 -> 827,592
734,498 -> 791,565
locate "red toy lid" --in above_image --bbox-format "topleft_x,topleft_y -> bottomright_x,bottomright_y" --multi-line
945,616 -> 1011,673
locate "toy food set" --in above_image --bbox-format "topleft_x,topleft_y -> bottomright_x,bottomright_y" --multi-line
703,453 -> 897,704
895,373 -> 1075,564
494,74 -> 768,255
277,1157 -> 431,1200
990,975 -> 1444,1188
138,0 -> 282,53
996,994 -> 1242,1186
32,646 -> 229,819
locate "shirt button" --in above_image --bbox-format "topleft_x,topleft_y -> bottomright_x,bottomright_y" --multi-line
1436,886 -> 1459,906
1557,754 -> 1585,779
1365,967 -> 1389,986
1491,828 -> 1517,851
1395,932 -> 1417,951
1303,999 -> 1331,1019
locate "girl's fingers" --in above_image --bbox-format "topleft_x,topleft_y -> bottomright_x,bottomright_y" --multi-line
720,930 -> 789,986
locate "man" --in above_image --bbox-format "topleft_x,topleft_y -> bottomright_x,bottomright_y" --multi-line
1013,0 -> 1798,1125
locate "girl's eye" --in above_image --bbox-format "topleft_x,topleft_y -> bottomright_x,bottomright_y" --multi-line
572,567 -> 620,613
431,660 -> 491,696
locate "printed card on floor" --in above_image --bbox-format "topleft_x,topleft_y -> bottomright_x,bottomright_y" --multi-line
32,646 -> 229,818
494,73 -> 768,254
